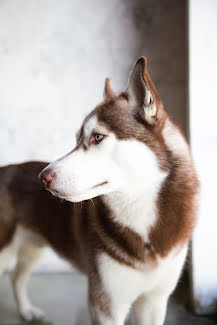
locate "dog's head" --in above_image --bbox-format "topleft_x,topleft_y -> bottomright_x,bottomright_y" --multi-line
39,57 -> 169,202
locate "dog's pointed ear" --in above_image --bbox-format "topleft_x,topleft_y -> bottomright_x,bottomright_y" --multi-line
126,57 -> 163,125
104,77 -> 116,99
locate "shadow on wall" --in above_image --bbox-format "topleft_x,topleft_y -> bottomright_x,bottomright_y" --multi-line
121,0 -> 188,134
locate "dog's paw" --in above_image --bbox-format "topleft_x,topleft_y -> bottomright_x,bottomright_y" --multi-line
20,305 -> 45,322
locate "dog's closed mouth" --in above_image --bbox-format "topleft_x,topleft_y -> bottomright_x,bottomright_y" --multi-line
48,188 -> 67,197
92,181 -> 108,189
49,182 -> 108,199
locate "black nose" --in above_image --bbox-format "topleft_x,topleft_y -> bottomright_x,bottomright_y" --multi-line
39,168 -> 56,188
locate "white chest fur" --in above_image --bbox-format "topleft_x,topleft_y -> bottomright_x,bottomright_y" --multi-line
97,245 -> 188,323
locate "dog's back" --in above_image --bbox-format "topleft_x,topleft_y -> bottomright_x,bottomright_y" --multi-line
0,164 -> 21,250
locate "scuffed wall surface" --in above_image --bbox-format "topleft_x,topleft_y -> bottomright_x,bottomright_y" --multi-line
0,0 -> 187,271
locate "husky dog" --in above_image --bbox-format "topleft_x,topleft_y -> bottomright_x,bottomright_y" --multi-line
0,57 -> 199,325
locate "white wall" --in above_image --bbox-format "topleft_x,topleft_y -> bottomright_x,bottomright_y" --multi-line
0,0 -> 187,272
189,0 -> 217,314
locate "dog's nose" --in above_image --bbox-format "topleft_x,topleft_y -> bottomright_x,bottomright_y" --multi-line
39,168 -> 56,188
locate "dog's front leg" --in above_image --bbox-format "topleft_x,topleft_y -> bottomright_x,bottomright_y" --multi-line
89,295 -> 130,325
88,273 -> 130,325
89,303 -> 130,325
132,291 -> 169,325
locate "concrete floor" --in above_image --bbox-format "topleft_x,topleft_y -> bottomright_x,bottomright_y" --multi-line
0,273 -> 216,325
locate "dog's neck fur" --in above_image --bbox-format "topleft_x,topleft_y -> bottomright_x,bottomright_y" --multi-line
101,116 -> 196,256
103,171 -> 165,243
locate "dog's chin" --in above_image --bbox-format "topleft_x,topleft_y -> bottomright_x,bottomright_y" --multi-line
63,189 -> 109,203
48,183 -> 111,203
47,188 -> 69,200
54,192 -> 101,203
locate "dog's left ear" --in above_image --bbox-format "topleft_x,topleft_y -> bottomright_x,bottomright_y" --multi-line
104,77 -> 116,99
126,57 -> 164,125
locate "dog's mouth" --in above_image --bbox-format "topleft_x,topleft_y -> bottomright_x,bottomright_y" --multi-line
92,181 -> 108,189
48,188 -> 68,198
47,181 -> 108,199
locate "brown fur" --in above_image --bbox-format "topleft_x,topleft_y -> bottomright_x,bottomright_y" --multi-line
0,57 -> 199,322
93,100 -> 199,259
0,166 -> 17,249
0,118 -> 198,267
150,133 -> 199,257
0,57 -> 199,266
77,56 -> 199,260
0,162 -> 157,269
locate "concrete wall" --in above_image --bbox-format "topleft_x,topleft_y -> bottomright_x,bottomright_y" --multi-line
0,0 -> 187,271
189,0 -> 217,314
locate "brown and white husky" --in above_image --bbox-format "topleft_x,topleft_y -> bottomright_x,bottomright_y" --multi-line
0,57 -> 199,325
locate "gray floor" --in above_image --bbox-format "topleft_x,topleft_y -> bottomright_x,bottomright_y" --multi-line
0,273 -> 216,325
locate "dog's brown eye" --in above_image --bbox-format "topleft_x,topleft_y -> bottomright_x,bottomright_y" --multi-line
94,133 -> 104,142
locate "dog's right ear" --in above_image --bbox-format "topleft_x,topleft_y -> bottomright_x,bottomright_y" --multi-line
126,57 -> 164,125
104,77 -> 116,99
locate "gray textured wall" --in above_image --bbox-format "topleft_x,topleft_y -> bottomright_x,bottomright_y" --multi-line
0,0 -> 187,271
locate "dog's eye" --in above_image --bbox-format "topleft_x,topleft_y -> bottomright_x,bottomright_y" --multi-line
94,133 -> 104,142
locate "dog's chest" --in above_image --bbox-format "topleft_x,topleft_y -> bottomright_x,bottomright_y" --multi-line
97,245 -> 187,305
98,253 -> 160,300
